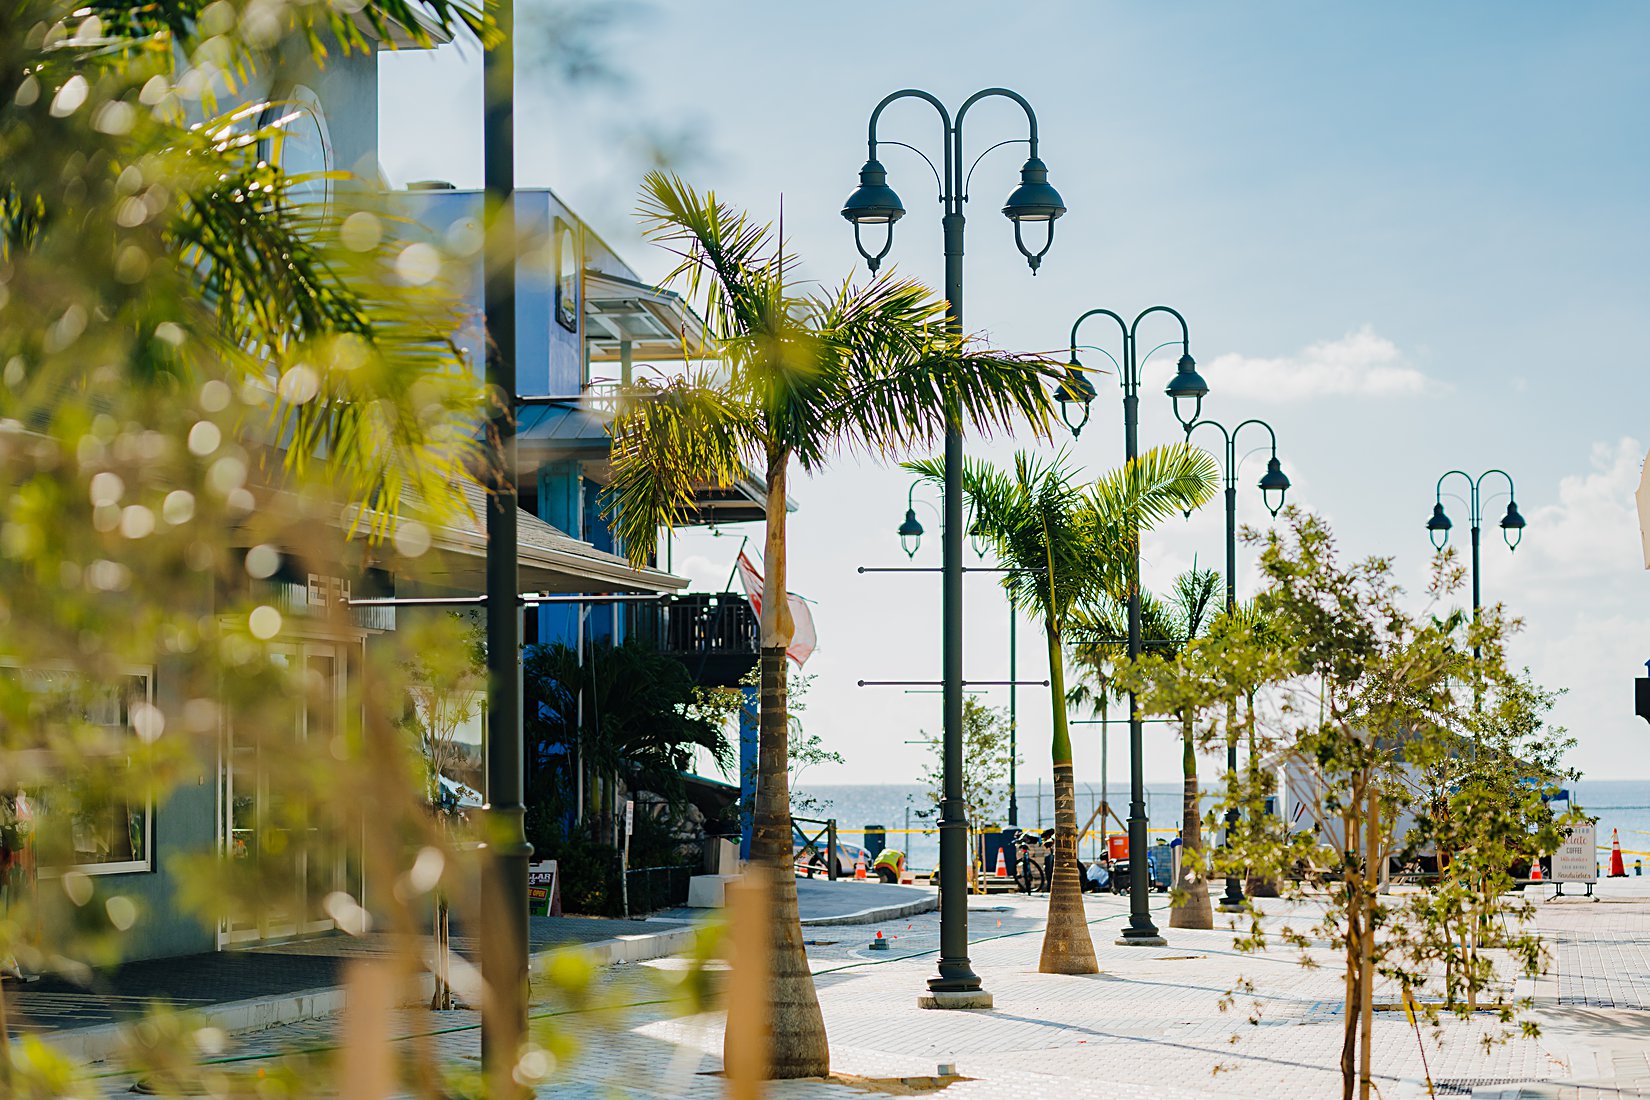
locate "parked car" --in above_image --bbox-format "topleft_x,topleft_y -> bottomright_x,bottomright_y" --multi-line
793,837 -> 874,879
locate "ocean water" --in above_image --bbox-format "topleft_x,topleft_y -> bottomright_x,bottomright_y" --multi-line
794,779 -> 1650,874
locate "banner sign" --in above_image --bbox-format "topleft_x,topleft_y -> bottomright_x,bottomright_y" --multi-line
528,859 -> 560,917
1553,822 -> 1598,883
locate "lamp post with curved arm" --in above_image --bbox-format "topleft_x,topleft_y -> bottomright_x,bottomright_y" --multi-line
844,87 -> 1064,1003
1426,469 -> 1527,663
1053,306 -> 1210,944
1184,417 -> 1291,912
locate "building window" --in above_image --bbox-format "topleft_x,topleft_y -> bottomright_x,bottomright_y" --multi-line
2,668 -> 154,876
555,219 -> 580,333
259,85 -> 334,209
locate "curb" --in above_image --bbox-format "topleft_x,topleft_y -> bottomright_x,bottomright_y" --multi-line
800,892 -> 938,927
42,923 -> 704,1064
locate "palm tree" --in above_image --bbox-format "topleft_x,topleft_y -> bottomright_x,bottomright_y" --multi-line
605,173 -> 1060,1077
1072,567 -> 1222,928
914,449 -> 1218,973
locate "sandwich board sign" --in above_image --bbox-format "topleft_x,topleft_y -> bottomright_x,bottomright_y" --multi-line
528,859 -> 560,917
1551,822 -> 1598,899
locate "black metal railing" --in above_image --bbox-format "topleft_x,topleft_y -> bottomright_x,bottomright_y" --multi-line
639,592 -> 758,653
624,864 -> 693,916
630,593 -> 759,685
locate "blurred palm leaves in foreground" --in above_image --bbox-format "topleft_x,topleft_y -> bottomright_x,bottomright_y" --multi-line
0,0 -> 719,1093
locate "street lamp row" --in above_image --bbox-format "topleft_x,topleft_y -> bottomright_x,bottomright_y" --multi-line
844,81 -> 1526,1003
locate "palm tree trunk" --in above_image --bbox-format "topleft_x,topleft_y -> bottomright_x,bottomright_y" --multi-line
1170,709 -> 1213,929
725,448 -> 828,1080
1039,622 -> 1098,975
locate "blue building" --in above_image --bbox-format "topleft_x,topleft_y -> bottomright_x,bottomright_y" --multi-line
395,183 -> 772,681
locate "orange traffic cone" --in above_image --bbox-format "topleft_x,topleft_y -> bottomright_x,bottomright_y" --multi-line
994,846 -> 1009,879
1530,858 -> 1542,881
854,852 -> 867,880
1611,829 -> 1627,878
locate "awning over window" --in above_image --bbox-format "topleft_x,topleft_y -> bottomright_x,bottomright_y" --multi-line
583,270 -> 713,364
411,480 -> 688,595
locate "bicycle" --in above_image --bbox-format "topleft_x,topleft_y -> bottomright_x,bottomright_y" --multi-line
1011,827 -> 1054,894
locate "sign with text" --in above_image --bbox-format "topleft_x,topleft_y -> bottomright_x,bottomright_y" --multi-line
1553,822 -> 1598,883
527,859 -> 560,917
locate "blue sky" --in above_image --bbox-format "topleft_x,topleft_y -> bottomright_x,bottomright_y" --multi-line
380,2 -> 1650,787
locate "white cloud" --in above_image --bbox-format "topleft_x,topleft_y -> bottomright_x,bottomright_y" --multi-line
1505,437 -> 1645,587
1202,326 -> 1440,402
1478,437 -> 1650,780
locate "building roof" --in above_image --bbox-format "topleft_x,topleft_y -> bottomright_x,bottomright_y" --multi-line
584,270 -> 714,364
413,479 -> 687,595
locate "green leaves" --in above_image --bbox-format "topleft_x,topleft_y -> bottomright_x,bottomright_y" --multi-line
913,443 -> 1218,633
607,174 -> 1064,562
1119,509 -> 1573,1061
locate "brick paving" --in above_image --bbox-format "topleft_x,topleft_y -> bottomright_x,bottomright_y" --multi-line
65,878 -> 1650,1098
5,913 -> 684,1036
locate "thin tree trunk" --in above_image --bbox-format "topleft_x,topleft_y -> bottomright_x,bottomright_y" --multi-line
1341,798 -> 1360,1100
1243,692 -> 1279,898
1170,709 -> 1212,929
724,450 -> 828,1080
1039,622 -> 1098,974
1358,785 -> 1378,1100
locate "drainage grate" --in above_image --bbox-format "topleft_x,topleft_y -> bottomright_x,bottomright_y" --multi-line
1431,1078 -> 1559,1097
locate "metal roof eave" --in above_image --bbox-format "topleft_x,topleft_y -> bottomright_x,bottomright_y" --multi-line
584,269 -> 714,364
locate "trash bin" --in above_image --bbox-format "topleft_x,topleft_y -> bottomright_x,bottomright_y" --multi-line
863,825 -> 886,860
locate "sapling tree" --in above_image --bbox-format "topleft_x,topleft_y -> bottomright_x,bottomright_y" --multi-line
1121,510 -> 1569,1100
400,612 -> 486,1012
916,697 -> 1015,836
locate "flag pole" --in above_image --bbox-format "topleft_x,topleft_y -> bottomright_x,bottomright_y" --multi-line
723,535 -> 752,592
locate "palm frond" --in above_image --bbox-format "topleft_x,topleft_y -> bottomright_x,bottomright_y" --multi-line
603,372 -> 757,565
1088,442 -> 1221,534
1170,565 -> 1224,642
807,274 -> 1059,466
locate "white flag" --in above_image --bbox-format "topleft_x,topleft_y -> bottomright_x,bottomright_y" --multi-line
735,551 -> 816,667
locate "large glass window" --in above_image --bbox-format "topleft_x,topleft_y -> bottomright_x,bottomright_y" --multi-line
259,85 -> 333,209
1,667 -> 154,876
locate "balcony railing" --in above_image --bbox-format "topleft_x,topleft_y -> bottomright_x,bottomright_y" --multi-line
630,592 -> 758,686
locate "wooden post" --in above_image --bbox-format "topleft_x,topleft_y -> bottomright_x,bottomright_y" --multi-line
725,868 -> 771,1100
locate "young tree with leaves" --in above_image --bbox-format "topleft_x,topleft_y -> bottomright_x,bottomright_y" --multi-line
916,448 -> 1217,974
1122,511 -> 1570,1100
916,697 -> 1015,837
1073,566 -> 1222,929
0,0 -> 531,1090
604,174 -> 1061,1078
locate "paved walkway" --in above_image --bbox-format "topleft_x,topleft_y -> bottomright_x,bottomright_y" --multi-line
49,875 -> 1650,1097
8,880 -> 931,1039
5,914 -> 685,1036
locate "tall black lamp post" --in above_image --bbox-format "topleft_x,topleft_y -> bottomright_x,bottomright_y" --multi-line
1054,306 -> 1209,945
481,6 -> 531,1090
899,492 -> 1022,830
1183,417 -> 1290,911
844,87 -> 1063,1005
1426,469 -> 1526,662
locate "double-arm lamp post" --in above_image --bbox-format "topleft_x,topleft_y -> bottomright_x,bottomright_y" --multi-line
1054,307 -> 1209,944
1183,417 -> 1291,911
843,87 -> 1064,1004
1426,469 -> 1526,662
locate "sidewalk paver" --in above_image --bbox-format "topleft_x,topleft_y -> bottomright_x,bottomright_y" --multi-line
60,876 -> 1650,1098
